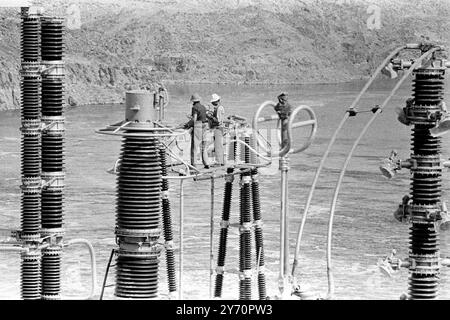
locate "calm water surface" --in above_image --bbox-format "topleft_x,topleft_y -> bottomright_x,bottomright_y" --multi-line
0,79 -> 450,300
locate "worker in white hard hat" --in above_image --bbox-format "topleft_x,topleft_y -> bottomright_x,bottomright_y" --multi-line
207,93 -> 225,166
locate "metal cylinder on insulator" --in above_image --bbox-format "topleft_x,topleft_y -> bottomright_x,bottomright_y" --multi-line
125,91 -> 156,123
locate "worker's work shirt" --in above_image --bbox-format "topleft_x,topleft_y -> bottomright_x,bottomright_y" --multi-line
274,101 -> 292,120
191,102 -> 208,123
274,101 -> 292,148
213,104 -> 225,127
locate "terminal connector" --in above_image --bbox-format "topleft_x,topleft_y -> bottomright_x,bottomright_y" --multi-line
378,249 -> 410,277
379,150 -> 415,179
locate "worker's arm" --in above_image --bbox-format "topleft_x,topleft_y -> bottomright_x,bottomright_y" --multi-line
178,107 -> 196,129
217,105 -> 225,126
191,104 -> 198,122
179,118 -> 193,130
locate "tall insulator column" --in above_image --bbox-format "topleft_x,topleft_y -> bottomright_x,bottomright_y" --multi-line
40,16 -> 65,300
159,144 -> 177,294
243,133 -> 267,299
251,168 -> 267,300
407,67 -> 445,299
238,174 -> 252,300
214,167 -> 234,298
239,134 -> 252,300
115,134 -> 163,299
228,130 -> 239,163
19,7 -> 42,300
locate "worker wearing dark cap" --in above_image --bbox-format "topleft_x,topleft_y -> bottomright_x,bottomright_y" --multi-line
184,93 -> 210,169
274,92 -> 292,148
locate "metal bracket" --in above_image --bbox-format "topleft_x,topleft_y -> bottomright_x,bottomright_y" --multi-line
41,172 -> 65,191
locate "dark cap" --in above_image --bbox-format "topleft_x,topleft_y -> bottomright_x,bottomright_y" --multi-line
190,93 -> 201,102
278,92 -> 288,100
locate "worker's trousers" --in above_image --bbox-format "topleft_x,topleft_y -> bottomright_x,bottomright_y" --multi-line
281,119 -> 289,149
213,126 -> 224,165
191,121 -> 210,167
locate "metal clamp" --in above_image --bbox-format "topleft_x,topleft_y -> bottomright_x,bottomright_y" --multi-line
20,119 -> 41,135
409,253 -> 440,274
253,219 -> 263,228
240,175 -> 252,184
41,228 -> 65,244
239,270 -> 252,280
21,177 -> 42,193
216,266 -> 225,275
41,172 -> 65,191
410,203 -> 443,223
20,62 -> 41,77
219,220 -> 230,229
41,61 -> 65,78
239,222 -> 253,233
116,245 -> 163,259
41,116 -> 65,134
165,240 -> 174,250
224,174 -> 234,183
404,103 -> 442,125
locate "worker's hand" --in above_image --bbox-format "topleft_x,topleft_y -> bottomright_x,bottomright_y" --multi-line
174,122 -> 186,130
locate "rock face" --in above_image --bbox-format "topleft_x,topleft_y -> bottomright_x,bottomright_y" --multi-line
0,0 -> 449,109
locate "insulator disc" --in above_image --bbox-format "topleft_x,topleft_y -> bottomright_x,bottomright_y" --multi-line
41,19 -> 64,61
21,17 -> 40,62
21,258 -> 41,300
115,256 -> 159,299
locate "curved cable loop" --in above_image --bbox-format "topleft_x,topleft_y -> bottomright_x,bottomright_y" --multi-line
325,47 -> 440,299
291,45 -> 408,279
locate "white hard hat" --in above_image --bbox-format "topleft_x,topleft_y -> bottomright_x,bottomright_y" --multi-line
210,93 -> 221,103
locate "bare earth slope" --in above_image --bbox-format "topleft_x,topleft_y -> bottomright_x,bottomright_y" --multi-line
0,0 -> 448,109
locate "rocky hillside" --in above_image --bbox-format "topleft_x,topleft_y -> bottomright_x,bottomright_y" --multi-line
0,0 -> 449,109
